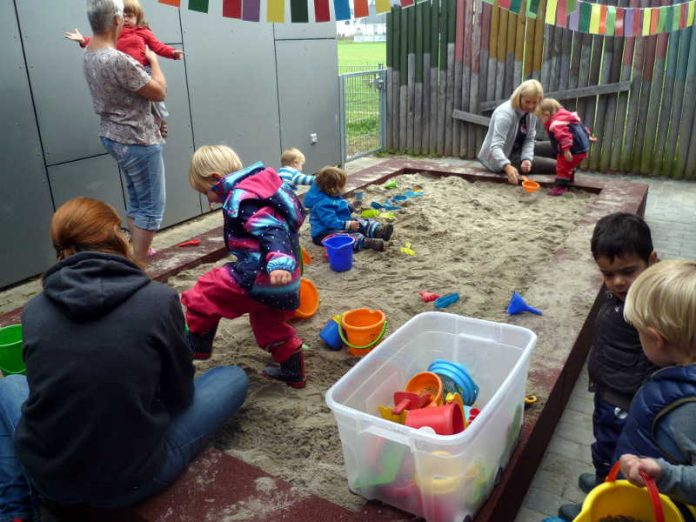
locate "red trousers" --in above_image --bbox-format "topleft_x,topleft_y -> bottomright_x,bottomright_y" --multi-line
181,267 -> 301,363
556,152 -> 587,181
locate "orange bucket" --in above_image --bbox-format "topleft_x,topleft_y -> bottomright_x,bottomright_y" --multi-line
405,371 -> 443,407
294,278 -> 319,319
340,308 -> 387,356
521,176 -> 540,193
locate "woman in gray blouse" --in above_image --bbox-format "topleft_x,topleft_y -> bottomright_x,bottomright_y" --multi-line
478,79 -> 557,186
82,0 -> 167,261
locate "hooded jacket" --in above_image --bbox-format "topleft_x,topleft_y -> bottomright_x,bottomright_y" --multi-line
213,163 -> 306,310
544,108 -> 591,155
81,26 -> 178,66
15,252 -> 194,502
303,182 -> 354,241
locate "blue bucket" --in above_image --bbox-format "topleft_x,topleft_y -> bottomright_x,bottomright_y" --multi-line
320,315 -> 343,350
322,235 -> 355,272
427,359 -> 479,406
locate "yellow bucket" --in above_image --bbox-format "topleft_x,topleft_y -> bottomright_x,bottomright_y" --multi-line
574,462 -> 695,522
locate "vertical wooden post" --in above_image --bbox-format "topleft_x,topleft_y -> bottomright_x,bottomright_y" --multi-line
453,0 -> 465,155
662,26 -> 691,176
496,9 -> 510,100
676,26 -> 696,177
461,0 -> 475,156
429,0 -> 440,153
407,5 -> 416,154
487,2 -> 500,99
414,3 -> 424,155
422,0 -> 432,153
478,2 -> 492,150
386,10 -> 393,150
654,26 -> 680,175
436,0 -> 449,155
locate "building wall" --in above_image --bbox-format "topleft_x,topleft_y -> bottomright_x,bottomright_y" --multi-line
0,0 -> 339,288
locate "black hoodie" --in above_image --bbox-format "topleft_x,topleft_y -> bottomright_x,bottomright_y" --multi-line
14,252 -> 194,503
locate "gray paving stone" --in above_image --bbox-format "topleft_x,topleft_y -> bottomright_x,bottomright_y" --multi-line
514,505 -> 550,522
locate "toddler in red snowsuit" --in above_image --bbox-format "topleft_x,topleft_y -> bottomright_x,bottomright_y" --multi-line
537,98 -> 594,196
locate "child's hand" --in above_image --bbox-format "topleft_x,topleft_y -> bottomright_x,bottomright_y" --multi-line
144,46 -> 158,63
347,221 -> 360,231
563,150 -> 573,162
520,159 -> 532,174
64,28 -> 85,44
173,50 -> 185,60
270,270 -> 291,285
619,454 -> 663,487
352,199 -> 363,210
590,135 -> 598,143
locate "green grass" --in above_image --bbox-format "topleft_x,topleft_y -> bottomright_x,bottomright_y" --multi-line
337,41 -> 386,68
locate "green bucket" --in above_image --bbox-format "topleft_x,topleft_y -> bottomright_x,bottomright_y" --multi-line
0,324 -> 26,376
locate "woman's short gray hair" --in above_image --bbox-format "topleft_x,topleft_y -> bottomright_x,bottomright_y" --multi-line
86,0 -> 124,33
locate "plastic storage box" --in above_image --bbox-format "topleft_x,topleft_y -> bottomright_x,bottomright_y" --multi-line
325,312 -> 537,522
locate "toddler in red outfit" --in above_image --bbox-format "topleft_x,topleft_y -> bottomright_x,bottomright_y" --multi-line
537,98 -> 595,196
65,0 -> 182,135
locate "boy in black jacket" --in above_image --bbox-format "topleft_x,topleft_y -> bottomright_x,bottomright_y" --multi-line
559,212 -> 658,521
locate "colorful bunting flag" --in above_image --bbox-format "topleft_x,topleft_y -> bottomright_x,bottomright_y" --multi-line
375,0 -> 391,14
589,1 -> 600,33
354,0 -> 369,17
155,0 -> 696,32
267,0 -> 284,22
314,0 -> 331,21
222,0 -> 242,17
189,0 -> 209,12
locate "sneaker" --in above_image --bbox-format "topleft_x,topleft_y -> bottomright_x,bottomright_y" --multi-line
263,349 -> 306,388
364,238 -> 385,251
187,325 -> 218,360
548,185 -> 568,197
374,223 -> 394,241
578,472 -> 602,493
558,503 -> 582,521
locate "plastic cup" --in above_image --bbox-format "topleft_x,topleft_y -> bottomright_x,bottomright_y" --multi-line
405,403 -> 465,435
322,235 -> 355,272
320,315 -> 343,350
0,324 -> 26,376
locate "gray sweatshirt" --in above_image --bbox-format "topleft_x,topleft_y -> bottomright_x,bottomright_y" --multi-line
477,100 -> 538,172
654,401 -> 696,505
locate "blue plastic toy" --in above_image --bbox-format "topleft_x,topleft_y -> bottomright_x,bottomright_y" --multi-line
428,359 -> 479,405
404,190 -> 424,198
434,293 -> 460,309
370,201 -> 384,210
506,291 -> 543,316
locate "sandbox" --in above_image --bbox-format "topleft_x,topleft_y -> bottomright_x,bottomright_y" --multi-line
0,159 -> 648,521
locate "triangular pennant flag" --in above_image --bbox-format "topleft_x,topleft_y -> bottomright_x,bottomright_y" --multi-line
189,0 -> 209,12
375,0 -> 391,13
314,0 -> 332,20
354,0 -> 370,17
567,0 -> 577,15
242,0 -> 260,20
650,7 -> 659,34
545,0 -> 558,25
589,1 -> 600,33
606,5 -> 616,36
568,3 -> 580,30
599,4 -> 607,34
680,2 -> 687,29
334,0 -> 350,20
498,0 -> 512,10
579,0 -> 591,32
159,0 -> 181,6
267,0 -> 284,21
660,5 -> 670,33
526,0 -> 541,18
556,0 -> 567,28
642,7 -> 651,36
223,0 -> 242,17
290,0 -> 308,21
689,0 -> 695,27
615,6 -> 624,36
510,0 -> 523,14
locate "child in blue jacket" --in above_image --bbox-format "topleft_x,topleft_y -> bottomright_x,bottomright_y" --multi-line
304,166 -> 394,252
181,145 -> 307,388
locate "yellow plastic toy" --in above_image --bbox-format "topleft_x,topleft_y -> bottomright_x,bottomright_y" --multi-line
400,242 -> 416,256
573,461 -> 696,522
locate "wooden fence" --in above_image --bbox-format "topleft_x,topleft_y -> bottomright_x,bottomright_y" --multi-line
385,0 -> 696,178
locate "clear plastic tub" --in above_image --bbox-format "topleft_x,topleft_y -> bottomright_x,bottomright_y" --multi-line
325,312 -> 537,522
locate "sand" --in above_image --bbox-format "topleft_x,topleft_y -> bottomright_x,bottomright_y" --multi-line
166,172 -> 595,511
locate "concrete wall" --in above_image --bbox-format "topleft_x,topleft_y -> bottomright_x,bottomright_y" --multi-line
0,0 -> 339,288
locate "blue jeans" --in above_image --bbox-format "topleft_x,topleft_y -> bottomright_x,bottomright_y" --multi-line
101,137 -> 166,231
0,366 -> 248,520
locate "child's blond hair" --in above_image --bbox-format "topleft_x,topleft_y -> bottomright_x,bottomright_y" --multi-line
624,260 -> 696,355
124,0 -> 148,27
188,145 -> 242,193
536,98 -> 563,117
281,148 -> 305,167
510,79 -> 544,110
316,166 -> 347,197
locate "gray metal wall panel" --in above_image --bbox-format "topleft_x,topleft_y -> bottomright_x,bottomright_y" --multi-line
274,21 -> 337,40
17,0 -> 184,166
181,4 -> 281,166
16,1 -> 103,165
157,57 -> 202,227
0,0 -> 56,287
47,155 -> 127,219
276,40 -> 340,174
